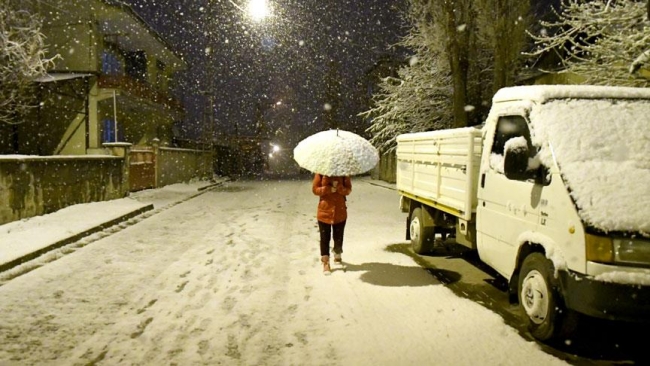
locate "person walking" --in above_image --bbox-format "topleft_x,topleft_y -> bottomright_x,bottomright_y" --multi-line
312,173 -> 352,275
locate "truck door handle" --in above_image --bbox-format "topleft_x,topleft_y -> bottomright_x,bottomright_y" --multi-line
481,173 -> 486,188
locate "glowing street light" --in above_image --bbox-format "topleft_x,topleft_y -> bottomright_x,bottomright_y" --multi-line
268,143 -> 280,158
246,0 -> 271,22
228,0 -> 272,22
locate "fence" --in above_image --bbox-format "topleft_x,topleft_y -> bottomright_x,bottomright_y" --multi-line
0,144 -> 213,225
371,151 -> 397,183
156,146 -> 212,187
0,155 -> 126,225
128,145 -> 213,192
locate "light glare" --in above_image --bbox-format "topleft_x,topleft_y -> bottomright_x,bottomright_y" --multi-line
247,0 -> 271,22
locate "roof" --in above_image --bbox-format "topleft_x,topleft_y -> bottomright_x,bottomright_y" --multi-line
493,85 -> 650,104
34,73 -> 94,83
35,0 -> 186,70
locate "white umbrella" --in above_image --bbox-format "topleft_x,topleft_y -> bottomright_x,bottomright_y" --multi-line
293,129 -> 379,176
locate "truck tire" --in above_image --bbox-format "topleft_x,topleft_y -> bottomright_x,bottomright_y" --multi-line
410,207 -> 435,254
518,253 -> 574,341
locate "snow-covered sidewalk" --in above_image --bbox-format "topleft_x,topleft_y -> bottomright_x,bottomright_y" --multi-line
0,178 -> 229,272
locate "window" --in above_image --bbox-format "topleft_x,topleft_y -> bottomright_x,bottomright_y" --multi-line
125,51 -> 147,82
489,115 -> 542,180
101,51 -> 122,75
491,115 -> 533,156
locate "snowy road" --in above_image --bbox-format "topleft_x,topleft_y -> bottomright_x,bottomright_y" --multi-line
0,178 -> 567,366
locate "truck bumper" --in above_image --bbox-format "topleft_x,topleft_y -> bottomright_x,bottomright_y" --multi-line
559,270 -> 650,322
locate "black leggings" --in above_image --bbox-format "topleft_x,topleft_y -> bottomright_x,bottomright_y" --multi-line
318,220 -> 346,256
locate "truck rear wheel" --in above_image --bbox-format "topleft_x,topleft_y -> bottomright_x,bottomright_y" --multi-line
518,253 -> 576,341
410,207 -> 435,254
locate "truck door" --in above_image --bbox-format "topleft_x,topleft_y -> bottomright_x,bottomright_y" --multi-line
476,114 -> 541,280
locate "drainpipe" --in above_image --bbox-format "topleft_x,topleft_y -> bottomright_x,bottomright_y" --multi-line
113,90 -> 118,142
85,77 -> 90,152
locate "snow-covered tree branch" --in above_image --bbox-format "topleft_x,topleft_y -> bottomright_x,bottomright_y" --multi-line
630,48 -> 650,74
0,2 -> 56,125
363,0 -> 532,153
528,0 -> 650,87
360,1 -> 454,153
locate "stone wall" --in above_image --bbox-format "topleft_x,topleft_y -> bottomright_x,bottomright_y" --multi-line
0,156 -> 126,225
156,147 -> 212,187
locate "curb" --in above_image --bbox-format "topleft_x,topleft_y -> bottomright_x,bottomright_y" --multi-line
365,180 -> 397,191
0,204 -> 154,273
197,178 -> 230,192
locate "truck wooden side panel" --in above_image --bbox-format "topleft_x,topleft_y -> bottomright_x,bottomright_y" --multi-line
396,127 -> 483,221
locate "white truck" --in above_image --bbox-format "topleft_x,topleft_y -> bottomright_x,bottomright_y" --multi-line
396,85 -> 650,341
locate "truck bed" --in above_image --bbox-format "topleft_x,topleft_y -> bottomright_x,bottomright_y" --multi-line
396,127 -> 483,221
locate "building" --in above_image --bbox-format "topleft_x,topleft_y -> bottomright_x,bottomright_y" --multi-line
0,0 -> 213,225
0,0 -> 186,156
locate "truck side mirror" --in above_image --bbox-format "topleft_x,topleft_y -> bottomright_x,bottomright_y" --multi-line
504,143 -> 529,180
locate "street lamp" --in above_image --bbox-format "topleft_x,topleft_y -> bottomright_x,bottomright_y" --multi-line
246,0 -> 272,22
227,0 -> 272,21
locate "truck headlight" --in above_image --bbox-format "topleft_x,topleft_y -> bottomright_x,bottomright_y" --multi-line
586,234 -> 650,265
614,238 -> 650,265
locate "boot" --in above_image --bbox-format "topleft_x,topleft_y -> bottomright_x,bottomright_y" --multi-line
333,252 -> 342,264
321,255 -> 332,275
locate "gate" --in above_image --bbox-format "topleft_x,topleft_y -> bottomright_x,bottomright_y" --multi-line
129,146 -> 155,191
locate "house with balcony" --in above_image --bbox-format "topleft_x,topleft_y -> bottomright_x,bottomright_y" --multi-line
0,0 -> 187,156
0,0 -> 213,225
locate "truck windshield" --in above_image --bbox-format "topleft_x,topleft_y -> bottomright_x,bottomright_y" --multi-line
530,98 -> 650,235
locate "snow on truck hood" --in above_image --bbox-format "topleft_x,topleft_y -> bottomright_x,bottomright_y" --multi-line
529,96 -> 650,235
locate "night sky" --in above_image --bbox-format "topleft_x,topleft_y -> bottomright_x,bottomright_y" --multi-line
124,0 -> 408,147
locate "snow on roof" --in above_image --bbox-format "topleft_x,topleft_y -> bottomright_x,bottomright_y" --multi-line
34,73 -> 94,83
494,85 -> 650,104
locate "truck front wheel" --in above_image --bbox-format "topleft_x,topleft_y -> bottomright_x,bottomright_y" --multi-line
409,207 -> 435,254
518,253 -> 575,341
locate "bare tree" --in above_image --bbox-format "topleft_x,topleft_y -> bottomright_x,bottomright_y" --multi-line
0,1 -> 56,125
529,0 -> 649,87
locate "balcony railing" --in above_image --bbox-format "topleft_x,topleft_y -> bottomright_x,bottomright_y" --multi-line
98,74 -> 183,111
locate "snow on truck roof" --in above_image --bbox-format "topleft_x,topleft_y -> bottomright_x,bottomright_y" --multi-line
493,84 -> 650,103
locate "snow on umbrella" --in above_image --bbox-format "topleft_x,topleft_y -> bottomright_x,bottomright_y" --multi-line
293,129 -> 379,176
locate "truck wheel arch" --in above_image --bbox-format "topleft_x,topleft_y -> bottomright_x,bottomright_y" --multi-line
512,243 -> 578,342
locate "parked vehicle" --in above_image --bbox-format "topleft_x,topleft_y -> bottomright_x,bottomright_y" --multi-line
396,85 -> 650,341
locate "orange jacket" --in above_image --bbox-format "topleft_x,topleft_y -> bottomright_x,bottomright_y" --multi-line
312,174 -> 352,224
